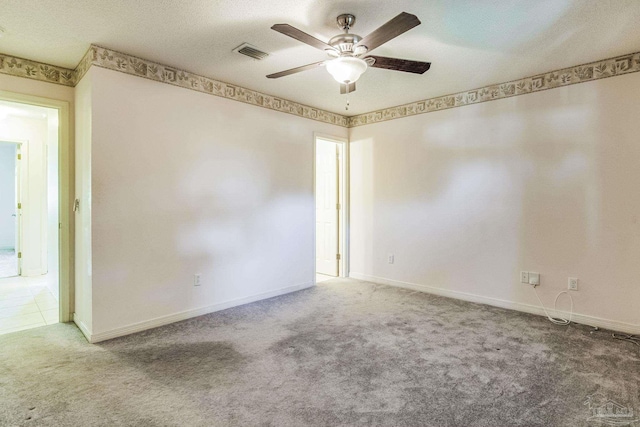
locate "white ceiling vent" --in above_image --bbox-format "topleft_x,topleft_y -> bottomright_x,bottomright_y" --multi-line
233,43 -> 269,61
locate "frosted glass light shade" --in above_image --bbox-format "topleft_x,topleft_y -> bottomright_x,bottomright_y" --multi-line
326,57 -> 368,84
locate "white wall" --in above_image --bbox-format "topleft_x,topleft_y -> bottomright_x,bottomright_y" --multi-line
47,111 -> 60,298
349,72 -> 640,332
81,67 -> 347,338
0,143 -> 16,249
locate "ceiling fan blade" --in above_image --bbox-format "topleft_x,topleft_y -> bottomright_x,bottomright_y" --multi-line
366,55 -> 431,74
340,82 -> 356,94
356,12 -> 421,52
271,24 -> 335,52
266,61 -> 326,79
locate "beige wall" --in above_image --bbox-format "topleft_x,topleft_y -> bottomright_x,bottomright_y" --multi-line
0,74 -> 74,105
349,72 -> 640,332
84,67 -> 347,339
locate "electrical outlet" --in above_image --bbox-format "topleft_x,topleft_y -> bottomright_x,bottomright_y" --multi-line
521,271 -> 529,284
194,274 -> 202,287
568,277 -> 578,291
388,254 -> 394,264
528,272 -> 540,286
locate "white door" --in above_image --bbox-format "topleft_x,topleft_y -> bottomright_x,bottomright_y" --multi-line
0,143 -> 19,278
316,139 -> 339,276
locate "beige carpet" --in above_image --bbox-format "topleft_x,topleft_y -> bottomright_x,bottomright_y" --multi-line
0,278 -> 638,426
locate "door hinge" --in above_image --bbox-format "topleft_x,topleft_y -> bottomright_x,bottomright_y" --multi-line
336,203 -> 341,210
17,154 -> 21,160
17,202 -> 21,209
18,252 -> 22,259
336,253 -> 341,260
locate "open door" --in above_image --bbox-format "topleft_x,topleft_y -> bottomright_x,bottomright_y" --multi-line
0,142 -> 20,278
315,139 -> 339,276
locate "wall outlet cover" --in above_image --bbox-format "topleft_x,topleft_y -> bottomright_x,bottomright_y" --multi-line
521,271 -> 529,284
568,277 -> 578,291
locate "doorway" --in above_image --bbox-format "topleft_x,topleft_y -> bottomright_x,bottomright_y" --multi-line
0,99 -> 63,335
0,141 -> 20,278
315,134 -> 348,283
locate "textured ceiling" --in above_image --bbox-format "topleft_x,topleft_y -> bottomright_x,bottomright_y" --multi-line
1,0 -> 640,115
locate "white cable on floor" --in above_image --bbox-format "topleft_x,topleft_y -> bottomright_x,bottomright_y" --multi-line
532,286 -> 573,326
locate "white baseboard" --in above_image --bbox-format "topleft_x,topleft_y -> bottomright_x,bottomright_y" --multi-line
0,246 -> 15,250
72,314 -> 92,342
82,281 -> 314,343
21,269 -> 46,277
349,272 -> 640,335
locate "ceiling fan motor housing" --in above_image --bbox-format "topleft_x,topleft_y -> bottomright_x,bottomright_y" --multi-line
327,14 -> 368,57
328,33 -> 367,57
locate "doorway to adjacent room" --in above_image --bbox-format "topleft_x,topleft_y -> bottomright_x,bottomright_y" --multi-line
0,98 -> 64,335
314,135 -> 349,283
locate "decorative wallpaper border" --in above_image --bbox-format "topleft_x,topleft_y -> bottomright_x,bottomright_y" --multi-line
348,51 -> 640,127
88,45 -> 348,127
74,47 -> 94,84
2,46 -> 640,128
0,53 -> 76,86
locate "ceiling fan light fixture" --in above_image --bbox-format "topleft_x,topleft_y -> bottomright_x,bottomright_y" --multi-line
353,45 -> 368,56
326,56 -> 368,84
325,48 -> 340,58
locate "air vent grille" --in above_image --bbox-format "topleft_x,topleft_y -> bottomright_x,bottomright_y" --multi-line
233,43 -> 269,60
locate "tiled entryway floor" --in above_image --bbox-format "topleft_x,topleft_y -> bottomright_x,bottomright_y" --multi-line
0,249 -> 18,278
0,274 -> 58,336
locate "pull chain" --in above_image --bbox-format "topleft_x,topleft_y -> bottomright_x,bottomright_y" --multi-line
345,81 -> 350,111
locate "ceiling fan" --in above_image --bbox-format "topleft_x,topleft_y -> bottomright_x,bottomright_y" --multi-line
266,12 -> 431,94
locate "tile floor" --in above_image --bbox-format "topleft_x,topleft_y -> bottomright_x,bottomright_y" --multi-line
0,249 -> 18,278
0,274 -> 59,336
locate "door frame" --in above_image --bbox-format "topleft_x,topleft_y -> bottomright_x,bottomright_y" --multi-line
0,90 -> 73,323
313,133 -> 349,281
